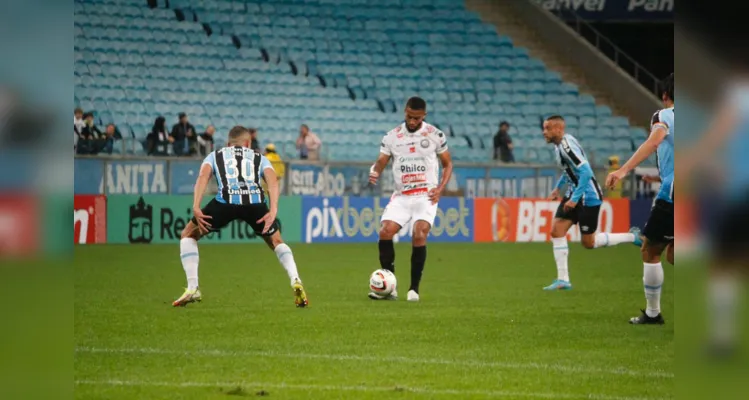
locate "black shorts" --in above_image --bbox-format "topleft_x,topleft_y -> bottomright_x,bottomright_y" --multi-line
642,199 -> 674,244
191,199 -> 279,237
554,197 -> 601,234
713,199 -> 749,257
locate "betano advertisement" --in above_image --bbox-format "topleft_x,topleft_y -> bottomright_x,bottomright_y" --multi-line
473,198 -> 630,243
76,195 -> 635,244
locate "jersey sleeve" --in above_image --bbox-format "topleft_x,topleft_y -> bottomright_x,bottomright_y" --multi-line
651,110 -> 671,134
560,137 -> 587,168
201,152 -> 216,172
436,130 -> 448,154
380,134 -> 392,155
259,155 -> 274,177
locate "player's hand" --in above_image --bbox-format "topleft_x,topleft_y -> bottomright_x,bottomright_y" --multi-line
192,207 -> 212,234
368,170 -> 379,185
547,188 -> 561,201
563,199 -> 577,211
605,169 -> 627,189
428,187 -> 442,205
257,210 -> 277,234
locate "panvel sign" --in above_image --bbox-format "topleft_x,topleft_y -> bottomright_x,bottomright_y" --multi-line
107,195 -> 302,244
302,196 -> 473,243
473,198 -> 629,243
74,195 -> 107,244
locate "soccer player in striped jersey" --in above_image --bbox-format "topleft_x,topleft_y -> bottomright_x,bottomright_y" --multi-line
606,73 -> 674,324
543,115 -> 640,291
172,126 -> 308,308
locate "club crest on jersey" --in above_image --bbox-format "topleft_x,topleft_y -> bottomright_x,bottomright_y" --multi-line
420,139 -> 430,148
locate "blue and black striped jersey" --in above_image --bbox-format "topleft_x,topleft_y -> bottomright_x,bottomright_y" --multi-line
202,146 -> 274,205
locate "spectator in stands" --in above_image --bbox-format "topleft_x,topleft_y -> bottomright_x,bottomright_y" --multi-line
147,116 -> 170,156
493,121 -> 515,163
263,143 -> 285,194
75,112 -> 103,154
249,127 -> 260,152
170,112 -> 196,156
100,124 -> 118,155
74,107 -> 85,137
197,125 -> 215,156
296,124 -> 322,161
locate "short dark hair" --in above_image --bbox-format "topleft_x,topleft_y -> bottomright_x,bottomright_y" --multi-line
660,73 -> 674,101
499,121 -> 510,128
545,115 -> 565,122
248,127 -> 257,135
178,112 -> 187,119
74,107 -> 83,114
300,124 -> 309,130
83,112 -> 94,119
229,125 -> 250,142
406,96 -> 427,111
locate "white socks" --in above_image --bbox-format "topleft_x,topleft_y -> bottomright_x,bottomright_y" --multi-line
593,232 -> 635,248
552,237 -> 569,282
709,275 -> 739,344
274,243 -> 300,286
180,238 -> 199,290
643,262 -> 664,317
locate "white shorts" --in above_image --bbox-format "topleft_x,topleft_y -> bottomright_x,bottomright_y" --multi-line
381,194 -> 438,228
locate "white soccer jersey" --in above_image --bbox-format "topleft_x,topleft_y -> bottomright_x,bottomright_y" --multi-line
380,122 -> 448,196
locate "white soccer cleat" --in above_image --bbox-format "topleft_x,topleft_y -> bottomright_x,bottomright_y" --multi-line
172,288 -> 202,307
407,290 -> 419,302
368,288 -> 398,300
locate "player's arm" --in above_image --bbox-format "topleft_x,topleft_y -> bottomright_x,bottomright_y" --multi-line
618,126 -> 669,175
549,174 -> 567,199
260,157 -> 278,214
193,154 -> 215,211
369,136 -> 392,184
436,150 -> 453,192
569,163 -> 594,204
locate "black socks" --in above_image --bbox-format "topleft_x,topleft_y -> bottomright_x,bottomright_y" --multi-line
378,239 -> 395,273
410,245 -> 426,293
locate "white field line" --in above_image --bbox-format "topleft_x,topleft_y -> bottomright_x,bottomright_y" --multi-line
75,346 -> 673,379
74,379 -> 668,400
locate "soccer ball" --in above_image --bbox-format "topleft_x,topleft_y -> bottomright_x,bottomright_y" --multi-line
369,269 -> 397,296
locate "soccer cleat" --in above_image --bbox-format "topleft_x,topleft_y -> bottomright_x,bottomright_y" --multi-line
407,290 -> 420,302
629,309 -> 665,325
292,279 -> 309,308
629,227 -> 643,247
543,279 -> 572,291
368,288 -> 398,300
172,288 -> 202,307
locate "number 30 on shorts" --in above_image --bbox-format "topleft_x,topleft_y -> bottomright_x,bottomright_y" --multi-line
224,158 -> 255,181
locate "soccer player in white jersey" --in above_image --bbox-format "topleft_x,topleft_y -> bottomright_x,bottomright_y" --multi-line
368,97 -> 453,302
543,115 -> 640,291
172,126 -> 308,308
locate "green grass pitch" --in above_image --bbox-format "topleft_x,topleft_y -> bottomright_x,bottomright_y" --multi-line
74,242 -> 673,399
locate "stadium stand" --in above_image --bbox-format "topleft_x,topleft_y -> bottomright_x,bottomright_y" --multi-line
73,0 -> 648,164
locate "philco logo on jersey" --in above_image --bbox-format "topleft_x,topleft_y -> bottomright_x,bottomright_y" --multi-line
400,164 -> 426,173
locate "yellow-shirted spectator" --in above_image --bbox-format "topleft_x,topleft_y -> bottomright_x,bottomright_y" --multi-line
262,143 -> 285,195
606,155 -> 623,198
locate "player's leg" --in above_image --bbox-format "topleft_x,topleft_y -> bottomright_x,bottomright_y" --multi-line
378,196 -> 409,274
544,199 -> 575,290
630,199 -> 673,324
172,199 -> 229,307
666,241 -> 674,265
245,204 -> 308,307
260,230 -> 308,308
407,199 -> 437,302
371,196 -> 409,300
578,205 -> 637,250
